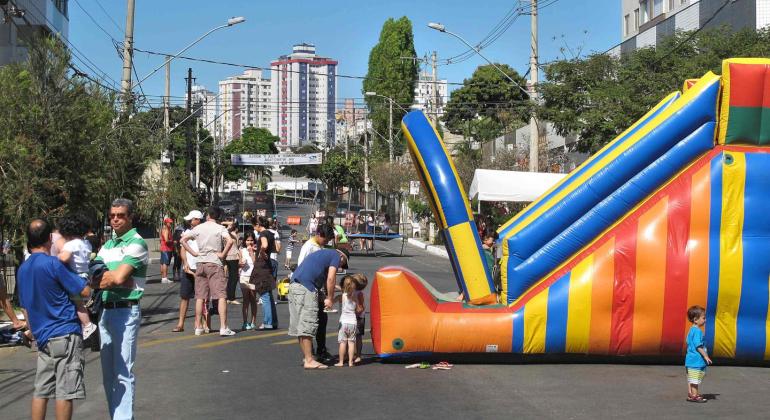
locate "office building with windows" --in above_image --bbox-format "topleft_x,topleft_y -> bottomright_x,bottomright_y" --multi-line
0,0 -> 69,66
618,0 -> 770,53
271,43 -> 337,152
218,69 -> 273,144
412,71 -> 449,119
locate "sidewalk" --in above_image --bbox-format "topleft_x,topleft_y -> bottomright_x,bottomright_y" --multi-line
406,237 -> 448,259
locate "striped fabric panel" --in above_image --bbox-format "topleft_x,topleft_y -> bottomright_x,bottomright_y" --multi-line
714,152 -> 746,358
661,176 -> 692,355
610,220 -> 638,355
523,290 -> 549,353
686,164 -> 711,347
735,153 -> 770,359
589,239 -> 615,354
566,255 -> 594,353
705,154 -> 724,352
545,273 -> 570,353
631,198 -> 668,355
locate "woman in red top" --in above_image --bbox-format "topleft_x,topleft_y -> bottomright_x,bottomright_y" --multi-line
160,217 -> 175,283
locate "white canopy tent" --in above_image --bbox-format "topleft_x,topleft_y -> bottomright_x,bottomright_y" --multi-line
469,169 -> 567,203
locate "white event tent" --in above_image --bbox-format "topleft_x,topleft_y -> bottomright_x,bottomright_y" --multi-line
469,169 -> 567,203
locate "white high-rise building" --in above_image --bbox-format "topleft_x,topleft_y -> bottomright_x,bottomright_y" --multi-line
271,44 -> 337,152
412,71 -> 448,119
191,85 -> 218,135
218,69 -> 273,144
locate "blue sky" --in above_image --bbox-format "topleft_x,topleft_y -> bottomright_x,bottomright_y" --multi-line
68,0 -> 620,107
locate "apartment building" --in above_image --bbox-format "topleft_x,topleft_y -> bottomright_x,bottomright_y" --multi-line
0,0 -> 69,66
619,0 -> 770,53
271,43 -> 337,152
218,69 -> 273,144
412,71 -> 449,119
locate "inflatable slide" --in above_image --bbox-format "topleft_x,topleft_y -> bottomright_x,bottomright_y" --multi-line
371,58 -> 770,362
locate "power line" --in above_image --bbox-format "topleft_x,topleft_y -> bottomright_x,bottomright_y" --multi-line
72,0 -> 119,42
92,0 -> 125,35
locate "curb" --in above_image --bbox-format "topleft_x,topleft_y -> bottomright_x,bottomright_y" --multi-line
406,237 -> 448,259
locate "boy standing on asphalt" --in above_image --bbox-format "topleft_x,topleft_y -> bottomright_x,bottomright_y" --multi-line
685,305 -> 712,403
18,219 -> 91,420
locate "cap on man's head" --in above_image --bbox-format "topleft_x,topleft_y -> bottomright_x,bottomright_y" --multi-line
183,210 -> 204,221
337,248 -> 350,269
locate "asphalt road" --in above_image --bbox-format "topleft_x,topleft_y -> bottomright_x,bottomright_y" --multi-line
2,203 -> 769,419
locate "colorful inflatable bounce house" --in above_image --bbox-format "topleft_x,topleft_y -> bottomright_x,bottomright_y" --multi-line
370,58 -> 770,362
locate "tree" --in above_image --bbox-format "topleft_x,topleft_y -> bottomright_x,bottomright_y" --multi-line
443,64 -> 530,144
539,27 -> 770,153
319,148 -> 363,198
0,36 -> 157,251
362,16 -> 419,160
369,161 -> 415,195
221,127 -> 279,190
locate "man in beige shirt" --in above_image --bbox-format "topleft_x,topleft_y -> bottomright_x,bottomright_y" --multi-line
181,207 -> 235,336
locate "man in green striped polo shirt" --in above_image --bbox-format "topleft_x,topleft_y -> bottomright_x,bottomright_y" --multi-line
94,198 -> 148,420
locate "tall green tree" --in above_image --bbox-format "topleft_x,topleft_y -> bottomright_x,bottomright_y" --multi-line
443,64 -> 530,145
319,147 -> 363,198
0,36 -> 157,249
362,16 -> 419,160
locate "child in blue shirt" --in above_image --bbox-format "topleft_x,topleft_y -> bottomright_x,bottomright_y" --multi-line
685,305 -> 712,403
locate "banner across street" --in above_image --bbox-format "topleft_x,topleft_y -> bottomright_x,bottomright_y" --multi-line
230,153 -> 322,166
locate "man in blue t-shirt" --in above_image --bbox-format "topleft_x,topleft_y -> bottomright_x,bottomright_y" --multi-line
288,248 -> 349,369
17,218 -> 90,420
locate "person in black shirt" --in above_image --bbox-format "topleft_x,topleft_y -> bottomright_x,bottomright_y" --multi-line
252,216 -> 278,329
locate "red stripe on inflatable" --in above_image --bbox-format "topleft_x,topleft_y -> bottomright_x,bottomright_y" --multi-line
728,63 -> 770,108
660,175 -> 693,354
610,220 -> 637,355
511,147 -> 725,312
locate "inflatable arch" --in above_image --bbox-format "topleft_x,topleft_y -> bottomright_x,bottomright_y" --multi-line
371,58 -> 770,362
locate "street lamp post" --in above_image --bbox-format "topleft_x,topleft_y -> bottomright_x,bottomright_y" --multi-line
428,22 -> 540,171
132,17 -> 246,92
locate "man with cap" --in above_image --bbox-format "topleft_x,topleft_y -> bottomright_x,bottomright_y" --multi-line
159,217 -> 174,284
288,247 -> 349,369
181,207 -> 236,336
173,210 -> 202,332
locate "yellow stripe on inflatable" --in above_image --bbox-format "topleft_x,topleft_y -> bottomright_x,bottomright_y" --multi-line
402,123 -> 449,228
499,73 -> 718,245
565,255 -> 594,353
497,90 -> 681,236
523,289 -> 549,353
714,152 -> 746,358
447,222 -> 493,300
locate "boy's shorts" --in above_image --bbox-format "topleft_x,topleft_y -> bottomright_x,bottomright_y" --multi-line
34,334 -> 85,400
338,323 -> 357,343
686,367 -> 706,384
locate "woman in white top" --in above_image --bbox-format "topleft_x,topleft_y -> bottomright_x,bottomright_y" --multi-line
239,233 -> 258,330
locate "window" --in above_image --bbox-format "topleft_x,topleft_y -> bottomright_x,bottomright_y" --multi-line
639,1 -> 649,24
668,0 -> 675,11
624,14 -> 630,36
653,0 -> 663,16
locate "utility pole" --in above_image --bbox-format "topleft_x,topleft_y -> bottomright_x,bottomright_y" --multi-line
431,51 -> 439,126
163,56 -> 171,131
388,98 -> 393,163
364,112 -> 370,210
528,0 -> 539,172
185,68 -> 195,186
119,0 -> 136,112
195,119 -> 201,189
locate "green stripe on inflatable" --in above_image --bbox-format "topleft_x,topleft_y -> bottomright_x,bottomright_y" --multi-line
726,106 -> 770,145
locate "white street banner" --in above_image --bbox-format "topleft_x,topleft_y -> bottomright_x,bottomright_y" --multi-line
230,153 -> 322,166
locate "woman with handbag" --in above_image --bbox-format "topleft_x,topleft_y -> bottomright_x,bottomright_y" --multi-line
250,216 -> 278,330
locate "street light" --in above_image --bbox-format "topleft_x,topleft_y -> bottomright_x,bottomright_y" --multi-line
428,21 -> 540,171
365,91 -> 398,163
132,16 -> 246,91
427,22 -> 528,97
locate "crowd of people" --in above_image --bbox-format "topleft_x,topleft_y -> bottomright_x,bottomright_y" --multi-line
11,200 -> 372,419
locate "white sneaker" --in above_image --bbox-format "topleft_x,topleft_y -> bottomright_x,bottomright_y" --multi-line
161,278 -> 171,284
195,328 -> 204,336
219,327 -> 236,337
82,323 -> 97,340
